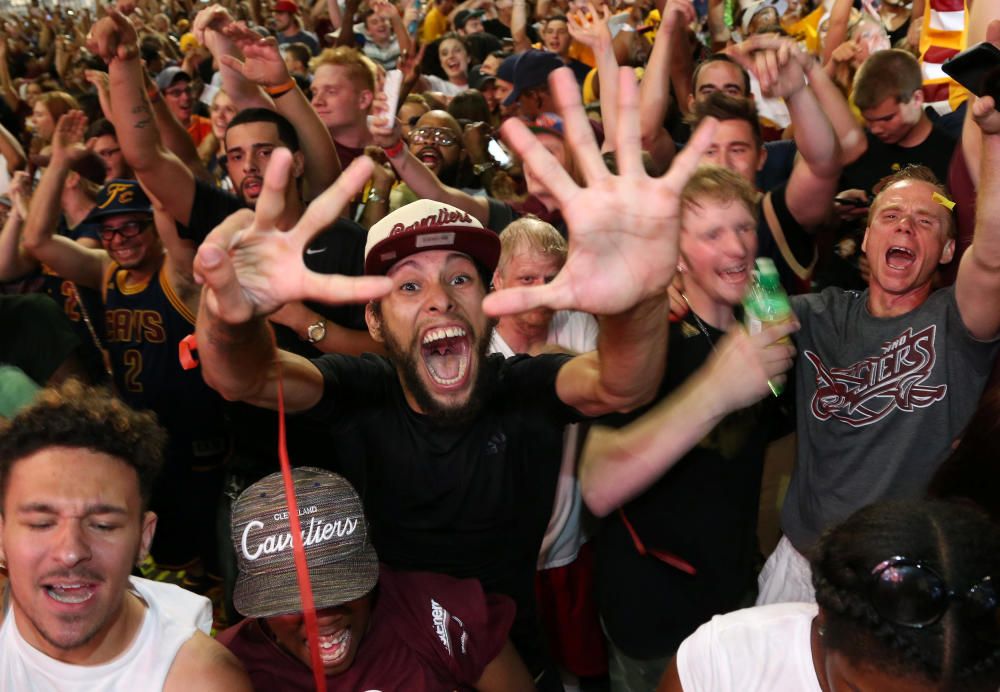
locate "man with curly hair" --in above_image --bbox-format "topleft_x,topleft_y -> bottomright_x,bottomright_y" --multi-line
0,383 -> 250,691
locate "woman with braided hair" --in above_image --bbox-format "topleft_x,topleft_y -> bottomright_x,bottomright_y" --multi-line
659,499 -> 1000,691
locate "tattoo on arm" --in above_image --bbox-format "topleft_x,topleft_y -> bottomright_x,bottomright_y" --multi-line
131,104 -> 152,129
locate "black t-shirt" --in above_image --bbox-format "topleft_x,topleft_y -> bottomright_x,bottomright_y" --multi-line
841,127 -> 957,196
595,317 -> 775,659
180,180 -> 369,482
305,351 -> 579,676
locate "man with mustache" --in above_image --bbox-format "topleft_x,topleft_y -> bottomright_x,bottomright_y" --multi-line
0,382 -> 251,690
193,67 -> 715,690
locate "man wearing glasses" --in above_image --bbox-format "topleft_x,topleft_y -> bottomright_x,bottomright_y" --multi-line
155,66 -> 213,147
388,110 -> 482,212
20,110 -> 230,595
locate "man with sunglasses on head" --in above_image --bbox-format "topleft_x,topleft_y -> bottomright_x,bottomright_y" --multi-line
20,111 -> 231,598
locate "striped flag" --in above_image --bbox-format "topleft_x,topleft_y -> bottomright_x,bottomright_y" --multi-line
918,0 -> 969,114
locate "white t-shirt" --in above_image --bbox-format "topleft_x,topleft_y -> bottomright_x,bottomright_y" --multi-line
424,74 -> 470,98
0,576 -> 212,691
490,310 -> 598,568
677,602 -> 822,692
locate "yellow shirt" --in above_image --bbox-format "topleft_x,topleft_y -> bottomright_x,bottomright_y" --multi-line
420,6 -> 449,45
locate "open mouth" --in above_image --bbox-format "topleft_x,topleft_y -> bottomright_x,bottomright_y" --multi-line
242,177 -> 263,198
718,263 -> 749,284
421,325 -> 471,388
315,628 -> 351,667
44,584 -> 96,605
885,246 -> 916,270
417,148 -> 441,167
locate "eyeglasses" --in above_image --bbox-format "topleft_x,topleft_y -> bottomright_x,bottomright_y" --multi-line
164,85 -> 192,98
408,127 -> 459,147
869,557 -> 999,629
99,219 -> 148,241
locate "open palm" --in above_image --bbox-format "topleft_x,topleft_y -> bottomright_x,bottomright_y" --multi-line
194,153 -> 392,324
483,68 -> 717,317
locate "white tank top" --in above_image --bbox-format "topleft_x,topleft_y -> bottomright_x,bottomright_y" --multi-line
0,576 -> 213,691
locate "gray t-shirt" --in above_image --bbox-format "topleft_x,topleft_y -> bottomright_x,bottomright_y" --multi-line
782,286 -> 999,550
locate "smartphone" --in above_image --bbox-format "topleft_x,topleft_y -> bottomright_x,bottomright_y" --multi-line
834,195 -> 868,208
487,138 -> 512,169
942,42 -> 1000,102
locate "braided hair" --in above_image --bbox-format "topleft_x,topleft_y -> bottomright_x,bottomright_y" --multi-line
811,500 -> 1000,691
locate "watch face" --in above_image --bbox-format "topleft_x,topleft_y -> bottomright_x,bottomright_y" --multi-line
308,321 -> 327,342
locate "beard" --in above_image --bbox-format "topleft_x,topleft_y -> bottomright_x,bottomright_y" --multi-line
381,314 -> 497,428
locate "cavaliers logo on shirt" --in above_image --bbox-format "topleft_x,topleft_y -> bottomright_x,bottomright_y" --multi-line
805,325 -> 947,427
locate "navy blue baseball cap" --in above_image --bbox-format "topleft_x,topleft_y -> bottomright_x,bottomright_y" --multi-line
501,50 -> 563,106
85,179 -> 153,223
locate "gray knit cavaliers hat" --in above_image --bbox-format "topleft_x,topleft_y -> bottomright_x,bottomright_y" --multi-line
231,467 -> 379,618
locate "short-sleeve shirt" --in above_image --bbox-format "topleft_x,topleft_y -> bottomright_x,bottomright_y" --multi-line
676,603 -> 822,692
304,352 -> 579,674
782,286 -> 1000,551
841,128 -> 956,197
218,567 -> 515,691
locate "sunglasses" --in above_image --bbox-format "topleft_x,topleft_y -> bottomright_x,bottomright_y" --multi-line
99,219 -> 148,241
407,127 -> 459,147
870,557 -> 1000,629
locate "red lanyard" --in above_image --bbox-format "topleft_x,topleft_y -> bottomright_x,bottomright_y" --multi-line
618,508 -> 697,576
274,349 -> 327,692
180,333 -> 327,691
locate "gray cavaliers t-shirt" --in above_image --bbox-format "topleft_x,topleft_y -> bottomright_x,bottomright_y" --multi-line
782,286 -> 999,551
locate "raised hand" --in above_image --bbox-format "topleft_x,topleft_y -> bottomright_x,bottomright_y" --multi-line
368,91 -> 403,148
86,9 -> 139,64
372,0 -> 401,19
660,0 -> 697,36
192,4 -> 235,46
50,111 -> 91,167
483,67 -> 718,318
219,31 -> 290,88
567,3 -> 612,50
194,151 -> 392,323
8,170 -> 31,219
729,33 -> 808,100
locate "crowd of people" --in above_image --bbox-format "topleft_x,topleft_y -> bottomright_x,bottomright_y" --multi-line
1,0 -> 999,689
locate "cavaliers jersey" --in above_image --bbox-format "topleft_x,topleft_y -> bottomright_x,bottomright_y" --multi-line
35,217 -> 107,381
102,262 -> 228,466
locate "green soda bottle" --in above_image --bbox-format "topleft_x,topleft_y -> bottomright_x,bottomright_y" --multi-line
742,258 -> 792,396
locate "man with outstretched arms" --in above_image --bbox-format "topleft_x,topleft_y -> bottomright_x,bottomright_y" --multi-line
193,67 -> 717,690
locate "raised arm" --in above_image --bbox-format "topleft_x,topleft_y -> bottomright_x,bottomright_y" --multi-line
637,0 -> 695,165
88,9 -> 198,226
218,23 -> 343,197
368,92 -> 491,224
567,4 -> 620,150
734,35 -> 842,228
955,93 -> 1000,341
579,321 -> 796,516
0,121 -> 26,175
194,153 -> 393,410
510,0 -> 533,54
482,67 -> 718,416
375,0 -> 413,61
20,112 -> 108,291
0,172 -> 37,281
